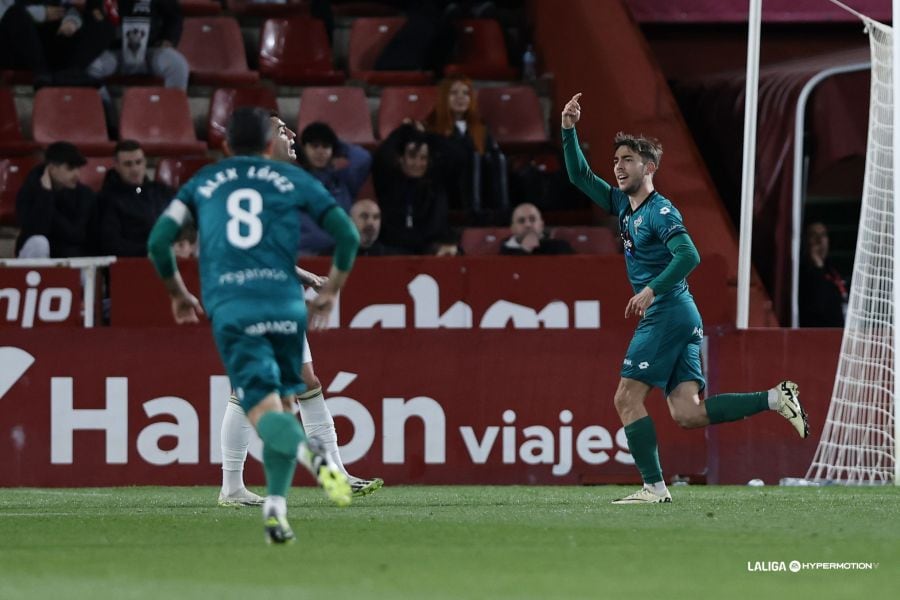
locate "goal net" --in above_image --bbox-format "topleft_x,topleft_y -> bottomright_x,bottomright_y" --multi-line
806,16 -> 896,484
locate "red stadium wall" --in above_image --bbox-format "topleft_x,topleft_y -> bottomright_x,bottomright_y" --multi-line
0,258 -> 841,487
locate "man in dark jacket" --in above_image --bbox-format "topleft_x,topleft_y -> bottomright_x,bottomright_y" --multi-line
500,202 -> 574,256
85,0 -> 187,89
16,141 -> 99,258
98,139 -> 173,256
373,124 -> 450,255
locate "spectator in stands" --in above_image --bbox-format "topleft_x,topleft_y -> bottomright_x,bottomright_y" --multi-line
373,123 -> 450,254
98,140 -> 174,257
429,229 -> 461,256
296,121 -> 372,255
500,202 -> 573,255
373,0 -> 455,74
799,221 -> 848,327
173,222 -> 197,258
15,141 -> 99,258
0,0 -> 113,86
425,75 -> 507,219
86,0 -> 188,90
350,198 -> 397,257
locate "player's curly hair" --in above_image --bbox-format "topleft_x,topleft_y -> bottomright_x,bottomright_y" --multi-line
613,132 -> 663,168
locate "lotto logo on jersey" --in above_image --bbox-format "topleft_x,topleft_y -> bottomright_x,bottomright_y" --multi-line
638,362 -> 650,369
659,207 -> 671,215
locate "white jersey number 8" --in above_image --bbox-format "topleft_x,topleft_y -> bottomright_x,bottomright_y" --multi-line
226,188 -> 263,249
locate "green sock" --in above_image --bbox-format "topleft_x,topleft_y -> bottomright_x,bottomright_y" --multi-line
257,412 -> 306,497
623,416 -> 663,484
705,391 -> 769,424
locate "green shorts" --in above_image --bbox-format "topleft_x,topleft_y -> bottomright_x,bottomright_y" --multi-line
211,300 -> 307,413
620,299 -> 706,395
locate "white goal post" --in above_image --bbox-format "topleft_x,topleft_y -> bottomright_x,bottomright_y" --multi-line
805,1 -> 898,484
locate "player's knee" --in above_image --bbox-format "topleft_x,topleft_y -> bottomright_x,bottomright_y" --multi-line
670,404 -> 705,429
613,388 -> 638,415
301,372 -> 320,390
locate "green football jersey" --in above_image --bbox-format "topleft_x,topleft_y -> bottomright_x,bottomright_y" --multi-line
175,155 -> 337,316
562,127 -> 692,305
610,189 -> 689,301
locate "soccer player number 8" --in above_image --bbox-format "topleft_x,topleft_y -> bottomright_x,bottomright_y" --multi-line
226,188 -> 264,249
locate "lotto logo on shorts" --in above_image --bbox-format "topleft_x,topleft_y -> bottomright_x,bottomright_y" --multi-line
638,362 -> 649,369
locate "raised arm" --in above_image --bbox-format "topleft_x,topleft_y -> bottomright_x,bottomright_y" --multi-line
561,93 -> 613,212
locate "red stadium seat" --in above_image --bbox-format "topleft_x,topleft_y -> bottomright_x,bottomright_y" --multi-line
178,0 -> 223,15
207,87 -> 279,150
377,86 -> 437,139
0,156 -> 39,226
550,226 -> 620,255
348,17 -> 433,85
444,19 -> 517,81
178,17 -> 260,86
155,156 -> 213,189
226,0 -> 307,17
31,87 -> 114,155
460,227 -> 509,256
477,86 -> 548,151
119,88 -> 207,156
297,87 -> 375,146
80,157 -> 114,193
0,88 -> 39,157
258,17 -> 345,85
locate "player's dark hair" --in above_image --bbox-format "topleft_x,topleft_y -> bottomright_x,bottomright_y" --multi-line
114,139 -> 142,155
613,132 -> 663,168
226,107 -> 273,155
300,122 -> 338,148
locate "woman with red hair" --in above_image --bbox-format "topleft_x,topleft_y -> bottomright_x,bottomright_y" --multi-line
425,75 -> 508,221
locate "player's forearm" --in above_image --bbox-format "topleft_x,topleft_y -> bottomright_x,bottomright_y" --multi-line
147,215 -> 181,279
295,266 -> 320,287
648,233 -> 701,295
321,206 -> 360,272
561,127 -> 613,212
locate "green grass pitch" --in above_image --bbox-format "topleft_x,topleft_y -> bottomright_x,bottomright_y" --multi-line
0,485 -> 897,599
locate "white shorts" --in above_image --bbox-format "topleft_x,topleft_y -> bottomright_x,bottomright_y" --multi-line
302,333 -> 312,364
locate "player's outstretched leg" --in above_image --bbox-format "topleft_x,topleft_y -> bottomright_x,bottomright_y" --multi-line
773,381 -> 809,438
298,435 -> 352,508
296,385 -> 383,498
218,395 -> 264,507
704,380 -> 809,438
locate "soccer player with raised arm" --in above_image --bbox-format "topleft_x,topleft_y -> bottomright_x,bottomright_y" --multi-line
216,115 -> 383,508
561,93 -> 809,504
147,107 -> 360,543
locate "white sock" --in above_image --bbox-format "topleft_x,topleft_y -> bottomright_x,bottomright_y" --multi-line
221,398 -> 253,496
264,495 -> 287,517
767,388 -> 780,410
296,388 -> 349,476
645,481 -> 668,495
